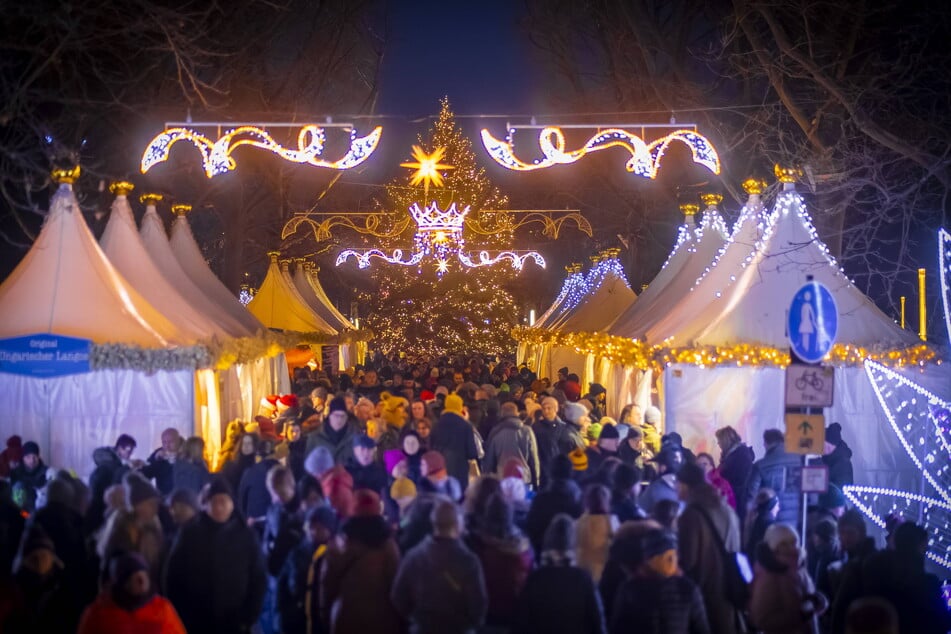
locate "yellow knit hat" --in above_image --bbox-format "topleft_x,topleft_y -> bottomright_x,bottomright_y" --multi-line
390,476 -> 417,501
569,447 -> 588,471
443,393 -> 465,415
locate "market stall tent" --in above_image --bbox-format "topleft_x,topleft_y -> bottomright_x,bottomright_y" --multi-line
516,263 -> 585,371
0,179 -> 195,475
291,260 -> 363,370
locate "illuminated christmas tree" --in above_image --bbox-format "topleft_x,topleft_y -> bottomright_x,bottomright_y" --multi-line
354,98 -> 529,356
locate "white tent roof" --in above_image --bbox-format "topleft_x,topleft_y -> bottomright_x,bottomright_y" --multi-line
0,183 -> 182,346
291,262 -> 354,331
549,256 -> 637,333
280,263 -> 338,333
648,183 -> 917,348
139,201 -> 253,337
168,211 -> 264,334
535,266 -> 586,329
248,254 -> 338,334
609,203 -> 729,339
100,194 -> 225,341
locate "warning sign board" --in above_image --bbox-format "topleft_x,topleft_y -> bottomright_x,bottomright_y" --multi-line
784,412 -> 825,455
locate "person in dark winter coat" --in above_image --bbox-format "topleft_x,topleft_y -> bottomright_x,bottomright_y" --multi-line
11,441 -> 48,491
638,447 -> 683,514
305,398 -> 357,466
392,499 -> 488,633
533,396 -> 584,486
430,394 -> 479,488
714,426 -> 753,518
277,506 -> 337,634
611,463 -> 648,523
0,435 -> 22,479
597,518 -> 663,619
259,465 -> 304,634
87,437 -> 136,532
854,523 -> 951,634
465,493 -> 533,629
221,432 -> 258,493
511,513 -> 606,634
238,439 -> 280,522
745,488 -> 779,558
829,510 -> 878,634
746,429 -> 802,527
526,454 -> 583,557
139,428 -> 182,496
0,481 -> 26,583
483,402 -> 540,488
284,421 -> 308,483
346,434 -> 387,494
321,489 -> 402,634
585,423 -> 621,475
165,478 -> 267,634
610,529 -> 710,634
821,423 -> 854,488
676,462 -> 743,634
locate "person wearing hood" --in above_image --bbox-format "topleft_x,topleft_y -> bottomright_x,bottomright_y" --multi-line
526,454 -> 583,558
11,441 -> 48,491
638,447 -> 683,515
165,478 -> 267,634
821,423 -> 854,488
321,489 -> 402,634
393,499 -> 488,633
87,435 -> 137,533
748,524 -> 826,634
746,429 -> 802,527
0,435 -> 23,479
511,513 -> 606,634
305,397 -> 357,466
483,402 -> 540,488
98,473 -> 165,587
78,551 -> 185,634
2,526 -> 83,633
714,426 -> 753,518
430,393 -> 480,489
585,384 -> 607,421
676,461 -> 743,634
464,492 -> 532,629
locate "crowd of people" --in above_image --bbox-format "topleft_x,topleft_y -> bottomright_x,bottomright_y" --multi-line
0,354 -> 948,634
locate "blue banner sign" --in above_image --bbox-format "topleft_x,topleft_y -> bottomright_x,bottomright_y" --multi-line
0,334 -> 92,377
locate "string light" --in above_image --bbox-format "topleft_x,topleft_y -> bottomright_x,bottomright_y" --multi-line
842,486 -> 951,570
940,228 -> 950,342
865,359 -> 951,504
238,285 -> 254,306
480,127 -> 720,177
140,125 -> 382,177
535,264 -> 586,326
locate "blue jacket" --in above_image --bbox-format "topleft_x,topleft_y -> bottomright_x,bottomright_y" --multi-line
746,444 -> 802,526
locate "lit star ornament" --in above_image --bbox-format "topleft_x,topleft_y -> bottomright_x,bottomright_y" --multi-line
401,145 -> 453,197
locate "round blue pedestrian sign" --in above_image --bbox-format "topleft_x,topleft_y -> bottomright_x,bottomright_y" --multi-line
788,281 -> 838,363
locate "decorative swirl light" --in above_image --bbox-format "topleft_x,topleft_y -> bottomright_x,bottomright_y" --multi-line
335,248 -> 423,269
480,127 -> 720,178
457,250 -> 546,270
141,125 -> 382,177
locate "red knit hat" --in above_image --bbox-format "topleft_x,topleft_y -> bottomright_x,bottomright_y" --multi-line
422,450 -> 446,475
420,390 -> 435,402
352,489 -> 382,517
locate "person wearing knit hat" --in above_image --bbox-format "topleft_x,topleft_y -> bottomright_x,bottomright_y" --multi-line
390,477 -> 417,516
568,447 -> 588,473
822,421 -> 854,489
562,380 -> 582,403
347,434 -> 387,495
322,488 -> 402,633
78,551 -> 186,631
420,450 -> 462,501
429,394 -> 478,490
585,422 -> 603,446
585,422 -> 621,475
304,395 -> 357,468
167,488 -> 200,529
636,447 -> 684,515
11,440 -> 48,491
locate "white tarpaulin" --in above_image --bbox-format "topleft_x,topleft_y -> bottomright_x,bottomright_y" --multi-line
0,369 -> 193,477
662,363 -> 945,494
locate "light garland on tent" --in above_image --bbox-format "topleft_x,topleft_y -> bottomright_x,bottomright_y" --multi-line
512,327 -> 938,371
584,249 -> 631,289
940,228 -> 950,342
692,179 -> 768,288
140,125 -> 382,177
480,127 -> 720,177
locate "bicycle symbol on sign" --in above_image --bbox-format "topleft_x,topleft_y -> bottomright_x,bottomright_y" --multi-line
795,370 -> 824,392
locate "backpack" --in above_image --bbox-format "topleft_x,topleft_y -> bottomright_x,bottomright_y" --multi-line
693,504 -> 752,609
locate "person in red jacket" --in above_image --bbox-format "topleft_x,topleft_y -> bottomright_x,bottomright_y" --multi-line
78,551 -> 185,634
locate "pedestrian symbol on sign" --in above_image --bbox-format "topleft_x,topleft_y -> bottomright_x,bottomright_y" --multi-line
788,281 -> 838,364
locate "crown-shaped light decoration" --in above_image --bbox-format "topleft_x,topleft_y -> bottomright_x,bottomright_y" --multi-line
337,145 -> 546,276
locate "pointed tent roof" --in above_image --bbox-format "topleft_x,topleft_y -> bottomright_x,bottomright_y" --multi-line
535,263 -> 586,330
649,179 -> 917,348
168,207 -> 264,334
248,253 -> 338,334
608,199 -> 730,339
307,263 -> 357,330
549,251 -> 638,333
100,190 -> 225,342
0,181 -> 182,346
139,196 -> 253,337
279,261 -> 337,333
644,184 -> 770,343
291,261 -> 354,331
